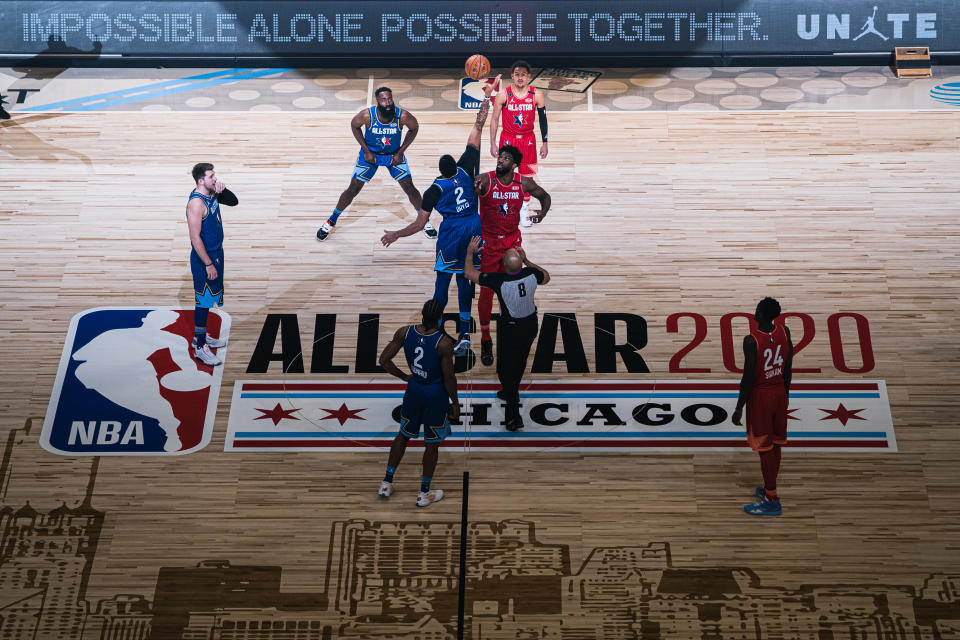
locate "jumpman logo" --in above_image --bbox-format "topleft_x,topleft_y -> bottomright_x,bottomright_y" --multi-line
854,6 -> 889,41
513,114 -> 524,127
71,309 -> 213,452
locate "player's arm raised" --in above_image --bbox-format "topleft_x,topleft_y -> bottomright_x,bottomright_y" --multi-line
536,89 -> 548,159
521,177 -> 551,223
463,236 -> 483,285
437,336 -> 460,421
379,327 -> 412,382
393,110 -> 420,166
783,325 -> 794,395
474,171 -> 491,197
489,83 -> 507,158
186,198 -> 217,281
351,109 -> 375,164
732,335 -> 757,426
470,75 -> 500,151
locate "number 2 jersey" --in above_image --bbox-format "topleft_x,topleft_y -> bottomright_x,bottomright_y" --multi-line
404,326 -> 444,386
750,323 -> 789,390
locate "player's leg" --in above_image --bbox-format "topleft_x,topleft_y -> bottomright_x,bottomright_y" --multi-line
417,388 -> 449,507
381,387 -> 423,497
454,274 -> 474,355
191,251 -> 223,366
744,391 -> 782,516
319,153 -> 372,241
518,134 -> 539,226
478,243 -> 503,366
395,173 -> 436,240
380,433 -> 410,498
433,271 -> 453,324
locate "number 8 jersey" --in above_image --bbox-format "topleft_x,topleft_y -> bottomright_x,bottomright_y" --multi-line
750,323 -> 789,389
404,326 -> 444,385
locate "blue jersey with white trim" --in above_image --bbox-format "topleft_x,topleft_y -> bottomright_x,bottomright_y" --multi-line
432,167 -> 478,217
364,106 -> 404,155
187,191 -> 223,252
403,326 -> 444,386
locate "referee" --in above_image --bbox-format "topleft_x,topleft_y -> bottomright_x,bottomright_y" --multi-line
465,236 -> 550,431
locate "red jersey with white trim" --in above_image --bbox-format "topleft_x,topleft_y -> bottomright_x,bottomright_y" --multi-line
479,170 -> 524,238
750,323 -> 789,390
501,86 -> 536,137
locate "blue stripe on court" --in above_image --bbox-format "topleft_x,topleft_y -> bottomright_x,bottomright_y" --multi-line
233,431 -> 889,439
240,392 -> 879,399
19,68 -> 248,112
68,68 -> 293,112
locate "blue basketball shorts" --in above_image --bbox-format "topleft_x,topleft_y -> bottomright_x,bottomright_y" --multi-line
434,214 -> 482,274
190,249 -> 224,308
353,150 -> 411,183
399,382 -> 451,443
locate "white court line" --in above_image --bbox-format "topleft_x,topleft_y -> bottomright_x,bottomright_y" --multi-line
366,75 -> 374,107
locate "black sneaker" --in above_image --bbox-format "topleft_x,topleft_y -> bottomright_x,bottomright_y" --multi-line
505,415 -> 524,432
423,222 -> 438,239
0,96 -> 10,120
316,221 -> 333,241
496,389 -> 508,402
480,340 -> 493,366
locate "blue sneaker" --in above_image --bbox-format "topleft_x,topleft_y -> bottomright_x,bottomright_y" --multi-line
453,334 -> 471,357
755,486 -> 766,500
744,497 -> 782,516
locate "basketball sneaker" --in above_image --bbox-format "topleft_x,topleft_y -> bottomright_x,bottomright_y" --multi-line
454,333 -> 471,357
416,489 -> 443,507
316,221 -> 334,241
519,201 -> 532,227
480,340 -> 494,366
423,222 -> 438,239
378,480 -> 394,498
194,343 -> 222,366
0,102 -> 9,120
192,336 -> 227,349
505,415 -> 524,432
755,487 -> 767,500
744,496 -> 781,516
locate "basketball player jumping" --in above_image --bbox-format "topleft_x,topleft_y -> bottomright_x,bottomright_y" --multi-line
381,76 -> 501,356
317,87 -> 436,242
474,144 -> 551,366
489,60 -> 548,227
732,297 -> 794,516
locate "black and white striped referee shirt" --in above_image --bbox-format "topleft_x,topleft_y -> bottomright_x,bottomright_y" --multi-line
478,267 -> 546,320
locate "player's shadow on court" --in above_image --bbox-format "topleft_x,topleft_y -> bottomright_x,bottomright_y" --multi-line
0,114 -> 93,166
12,37 -> 102,80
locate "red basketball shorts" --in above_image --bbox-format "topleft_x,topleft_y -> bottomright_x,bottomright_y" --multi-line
745,386 -> 788,452
481,231 -> 522,273
499,131 -> 538,176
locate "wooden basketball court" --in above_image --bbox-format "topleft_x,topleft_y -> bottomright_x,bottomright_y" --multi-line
2,71 -> 960,638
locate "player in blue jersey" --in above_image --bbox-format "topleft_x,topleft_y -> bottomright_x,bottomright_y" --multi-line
381,75 -> 501,356
186,163 -> 238,366
378,300 -> 460,508
317,87 -> 436,241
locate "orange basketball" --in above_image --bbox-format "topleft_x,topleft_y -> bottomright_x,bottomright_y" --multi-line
465,54 -> 491,81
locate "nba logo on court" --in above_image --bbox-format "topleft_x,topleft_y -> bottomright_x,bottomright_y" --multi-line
41,307 -> 230,456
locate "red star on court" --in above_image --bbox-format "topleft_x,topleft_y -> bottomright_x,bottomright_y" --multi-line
818,403 -> 867,426
254,403 -> 301,426
786,407 -> 800,421
319,403 -> 367,426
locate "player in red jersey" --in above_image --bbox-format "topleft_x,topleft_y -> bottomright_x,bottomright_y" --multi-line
474,144 -> 551,366
732,297 -> 794,516
489,60 -> 547,228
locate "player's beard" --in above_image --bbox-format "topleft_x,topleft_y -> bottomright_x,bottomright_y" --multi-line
379,105 -> 396,120
496,165 -> 513,180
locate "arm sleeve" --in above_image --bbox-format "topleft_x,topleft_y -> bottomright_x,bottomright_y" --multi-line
215,188 -> 239,206
537,106 -> 547,141
421,184 -> 442,213
479,272 -> 503,291
457,144 -> 481,177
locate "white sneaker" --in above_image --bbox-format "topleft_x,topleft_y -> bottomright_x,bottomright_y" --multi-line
423,222 -> 438,239
316,221 -> 333,241
193,336 -> 227,349
416,489 -> 443,507
194,343 -> 222,366
378,480 -> 394,498
453,334 -> 471,357
519,202 -> 532,227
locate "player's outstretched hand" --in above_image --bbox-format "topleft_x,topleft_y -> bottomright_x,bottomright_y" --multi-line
467,235 -> 483,254
731,408 -> 743,426
381,230 -> 400,247
529,209 -> 544,224
483,74 -> 501,98
490,142 -> 499,159
539,140 -> 549,159
448,401 -> 460,422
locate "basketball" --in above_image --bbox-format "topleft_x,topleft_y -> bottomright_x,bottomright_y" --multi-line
465,54 -> 491,81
